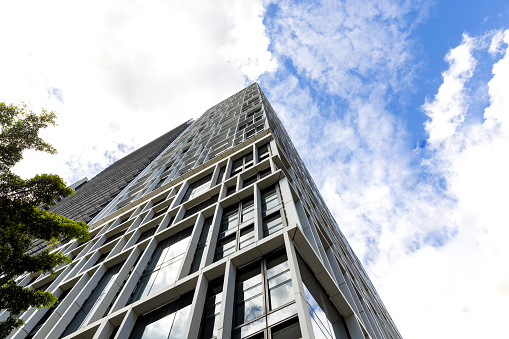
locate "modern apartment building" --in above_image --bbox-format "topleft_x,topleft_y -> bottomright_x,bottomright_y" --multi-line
11,83 -> 401,339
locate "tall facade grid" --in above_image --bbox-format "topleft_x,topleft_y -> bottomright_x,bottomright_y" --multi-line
10,83 -> 401,339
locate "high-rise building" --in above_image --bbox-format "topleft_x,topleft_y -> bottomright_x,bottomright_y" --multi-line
12,83 -> 401,339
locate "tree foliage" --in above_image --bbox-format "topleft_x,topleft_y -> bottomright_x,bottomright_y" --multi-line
0,102 -> 90,338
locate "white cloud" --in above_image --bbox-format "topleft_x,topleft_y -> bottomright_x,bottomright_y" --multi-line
1,0 -> 274,183
423,34 -> 477,148
260,1 -> 509,337
373,30 -> 509,338
264,0 -> 429,100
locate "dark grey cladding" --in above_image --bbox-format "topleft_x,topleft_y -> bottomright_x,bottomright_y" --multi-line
49,120 -> 191,223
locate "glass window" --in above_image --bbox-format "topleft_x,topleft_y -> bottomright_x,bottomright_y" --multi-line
297,254 -> 349,339
257,144 -> 270,162
261,188 -> 279,212
128,228 -> 192,304
220,207 -> 239,233
184,195 -> 219,219
199,278 -> 224,339
263,213 -> 283,237
104,229 -> 127,245
239,227 -> 255,250
246,129 -> 255,138
242,167 -> 271,188
226,185 -> 237,197
271,317 -> 301,339
215,234 -> 236,261
241,199 -> 254,223
266,255 -> 293,310
243,174 -> 257,187
259,167 -> 271,179
214,199 -> 255,262
235,262 -> 264,325
61,264 -> 122,337
231,152 -> 254,176
232,250 -> 297,339
182,173 -> 213,204
129,292 -> 193,339
137,228 -> 156,244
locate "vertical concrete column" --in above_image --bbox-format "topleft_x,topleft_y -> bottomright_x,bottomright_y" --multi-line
115,309 -> 137,339
178,214 -> 204,280
109,239 -> 158,314
45,267 -> 103,339
224,158 -> 233,181
253,142 -> 260,165
345,315 -> 369,339
173,205 -> 187,225
217,260 -> 236,339
91,320 -> 110,339
183,274 -> 209,339
109,234 -> 130,258
254,183 -> 263,242
77,251 -> 101,275
204,204 -> 223,266
170,181 -> 189,210
343,275 -> 373,339
157,211 -> 175,233
324,248 -> 360,315
210,163 -> 222,189
278,176 -> 302,232
89,235 -> 107,253
87,249 -> 140,324
236,174 -> 243,191
296,203 -> 322,262
283,232 -> 315,339
123,229 -> 142,250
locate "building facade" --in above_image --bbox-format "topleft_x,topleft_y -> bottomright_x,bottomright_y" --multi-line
11,83 -> 401,339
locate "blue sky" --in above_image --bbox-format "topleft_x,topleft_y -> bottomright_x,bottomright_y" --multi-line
1,0 -> 508,337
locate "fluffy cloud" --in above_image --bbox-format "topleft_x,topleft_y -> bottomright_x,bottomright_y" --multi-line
409,30 -> 509,337
1,0 -> 274,183
260,1 -> 509,337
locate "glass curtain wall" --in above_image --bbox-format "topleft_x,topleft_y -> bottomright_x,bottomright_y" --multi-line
296,252 -> 350,339
232,249 -> 298,339
129,292 -> 194,339
60,263 -> 122,337
128,228 -> 192,304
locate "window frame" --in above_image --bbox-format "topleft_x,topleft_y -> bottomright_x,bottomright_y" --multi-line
232,249 -> 298,339
214,198 -> 256,262
231,152 -> 254,177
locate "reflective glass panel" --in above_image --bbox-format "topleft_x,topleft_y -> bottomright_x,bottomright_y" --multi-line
241,200 -> 254,222
261,189 -> 278,212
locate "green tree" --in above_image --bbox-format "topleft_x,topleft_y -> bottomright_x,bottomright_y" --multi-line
0,102 -> 90,338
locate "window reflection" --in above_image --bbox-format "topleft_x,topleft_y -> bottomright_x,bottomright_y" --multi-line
61,264 -> 122,337
263,213 -> 283,237
214,198 -> 255,262
199,277 -> 224,339
261,187 -> 279,212
297,253 -> 350,339
233,249 -> 297,339
129,292 -> 193,339
128,228 -> 192,304
182,173 -> 213,204
190,217 -> 213,274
